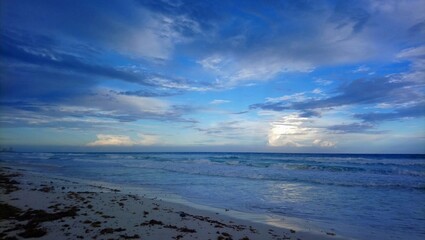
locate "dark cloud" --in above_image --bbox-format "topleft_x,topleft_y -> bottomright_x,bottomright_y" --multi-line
112,90 -> 181,97
0,25 -> 205,130
0,96 -> 197,130
293,78 -> 413,109
298,109 -> 322,118
0,31 -> 149,85
330,1 -> 370,34
251,77 -> 422,118
354,102 -> 425,123
0,29 -> 211,105
326,123 -> 381,134
2,0 -> 421,88
408,20 -> 425,44
194,121 -> 244,138
409,21 -> 425,35
232,111 -> 249,115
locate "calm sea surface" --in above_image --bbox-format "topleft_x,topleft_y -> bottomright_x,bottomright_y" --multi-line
1,152 -> 424,239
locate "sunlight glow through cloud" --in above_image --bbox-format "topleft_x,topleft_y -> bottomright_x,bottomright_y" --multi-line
87,133 -> 159,146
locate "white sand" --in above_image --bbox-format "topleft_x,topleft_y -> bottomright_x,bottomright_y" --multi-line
0,167 -> 346,240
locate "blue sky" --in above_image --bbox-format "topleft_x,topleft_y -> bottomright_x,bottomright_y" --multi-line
1,0 -> 424,153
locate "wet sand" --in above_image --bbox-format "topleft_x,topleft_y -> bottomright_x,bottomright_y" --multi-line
0,166 -> 342,240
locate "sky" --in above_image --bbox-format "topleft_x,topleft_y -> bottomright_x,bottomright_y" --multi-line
0,0 -> 424,153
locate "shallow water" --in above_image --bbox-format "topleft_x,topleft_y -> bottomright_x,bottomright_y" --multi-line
1,152 -> 424,240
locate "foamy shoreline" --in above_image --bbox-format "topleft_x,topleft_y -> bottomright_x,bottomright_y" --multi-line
0,166 -> 343,240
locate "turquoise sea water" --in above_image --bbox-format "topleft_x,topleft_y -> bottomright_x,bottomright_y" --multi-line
1,152 -> 424,239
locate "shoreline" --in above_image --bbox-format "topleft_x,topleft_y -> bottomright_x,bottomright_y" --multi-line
0,166 -> 344,240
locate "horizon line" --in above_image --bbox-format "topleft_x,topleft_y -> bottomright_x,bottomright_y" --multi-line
1,150 -> 424,155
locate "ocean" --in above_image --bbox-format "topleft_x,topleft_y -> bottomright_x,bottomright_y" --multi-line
1,152 -> 424,239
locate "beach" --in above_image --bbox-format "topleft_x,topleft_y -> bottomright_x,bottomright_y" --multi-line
0,166 -> 340,240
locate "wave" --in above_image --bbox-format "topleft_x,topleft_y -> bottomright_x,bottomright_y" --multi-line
3,152 -> 424,190
117,158 -> 425,190
282,164 -> 366,173
29,152 -> 424,179
208,155 -> 240,160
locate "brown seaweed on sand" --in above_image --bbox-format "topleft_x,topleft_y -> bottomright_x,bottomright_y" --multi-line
0,171 -> 21,194
0,203 -> 78,238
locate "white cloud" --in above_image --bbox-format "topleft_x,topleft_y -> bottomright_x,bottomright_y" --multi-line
198,55 -> 226,72
315,78 -> 333,86
266,92 -> 306,103
87,133 -> 159,146
230,54 -> 314,84
210,99 -> 230,105
137,133 -> 159,145
198,51 -> 314,88
105,7 -> 201,61
313,139 -> 336,147
397,45 -> 425,59
216,53 -> 314,87
268,114 -> 337,148
312,88 -> 322,94
76,89 -> 174,120
353,65 -> 371,73
87,134 -> 135,146
393,46 -> 425,84
195,0 -> 425,89
375,103 -> 393,109
268,115 -> 312,147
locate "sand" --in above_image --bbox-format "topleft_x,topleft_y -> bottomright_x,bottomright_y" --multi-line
0,166 -> 345,240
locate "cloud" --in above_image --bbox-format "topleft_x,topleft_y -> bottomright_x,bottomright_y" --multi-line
251,43 -> 425,144
0,30 -> 209,92
0,0 -> 198,61
265,93 -> 307,103
1,0 -> 424,152
195,121 -> 242,137
251,74 -> 424,120
313,139 -> 336,147
0,90 -> 197,129
135,0 -> 218,34
194,120 -> 267,144
326,122 -> 379,133
199,52 -> 315,87
396,45 -> 425,59
87,133 -> 159,146
113,89 -> 181,97
82,90 -> 171,117
315,78 -> 333,86
312,88 -> 323,94
198,55 -> 227,73
295,77 -> 415,109
268,116 -> 309,147
354,102 -> 425,123
87,134 -> 135,146
193,0 -> 425,86
268,114 -> 335,148
210,99 -> 230,105
3,0 -> 424,93
0,31 -> 142,83
137,133 -> 160,145
353,65 -> 371,73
